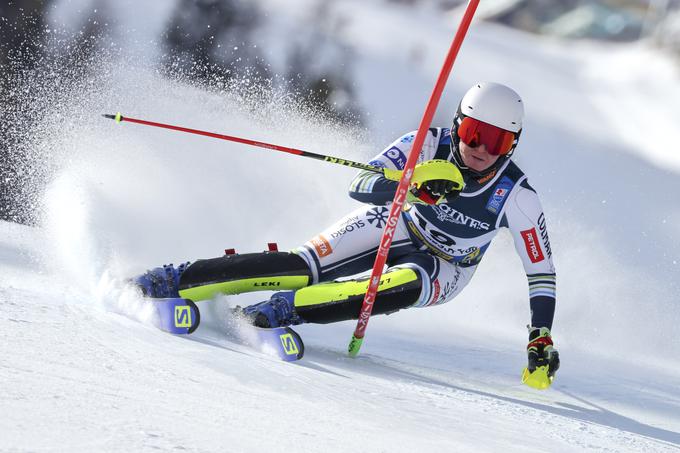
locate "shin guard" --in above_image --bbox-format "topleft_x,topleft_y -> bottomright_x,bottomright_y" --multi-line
293,267 -> 422,324
177,252 -> 312,301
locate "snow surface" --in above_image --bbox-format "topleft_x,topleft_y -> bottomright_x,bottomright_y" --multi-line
3,1 -> 680,451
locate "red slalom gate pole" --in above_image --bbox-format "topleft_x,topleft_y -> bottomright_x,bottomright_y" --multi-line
347,0 -> 480,357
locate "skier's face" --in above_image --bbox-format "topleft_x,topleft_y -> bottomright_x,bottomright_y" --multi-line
459,141 -> 501,172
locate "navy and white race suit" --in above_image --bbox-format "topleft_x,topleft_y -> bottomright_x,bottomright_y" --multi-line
295,128 -> 556,328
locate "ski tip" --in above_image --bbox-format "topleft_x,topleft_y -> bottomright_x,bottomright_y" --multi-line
282,327 -> 305,361
185,298 -> 201,334
255,326 -> 305,361
148,297 -> 201,335
348,335 -> 363,358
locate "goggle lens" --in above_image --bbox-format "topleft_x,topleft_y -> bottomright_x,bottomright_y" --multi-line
457,117 -> 516,156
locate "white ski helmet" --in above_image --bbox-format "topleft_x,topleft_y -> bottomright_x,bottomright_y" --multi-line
451,82 -> 524,176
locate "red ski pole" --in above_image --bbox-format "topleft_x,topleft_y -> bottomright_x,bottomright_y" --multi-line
348,0 -> 480,357
102,113 -> 386,174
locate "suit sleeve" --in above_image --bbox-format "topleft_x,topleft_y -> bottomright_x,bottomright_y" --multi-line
503,180 -> 557,330
348,131 -> 417,205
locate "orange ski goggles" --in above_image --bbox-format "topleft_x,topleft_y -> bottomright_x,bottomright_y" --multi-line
457,116 -> 516,156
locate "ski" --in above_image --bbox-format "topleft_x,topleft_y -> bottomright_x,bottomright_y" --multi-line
147,297 -> 201,335
238,324 -> 305,362
145,297 -> 304,362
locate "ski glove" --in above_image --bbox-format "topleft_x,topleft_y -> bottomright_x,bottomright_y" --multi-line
526,326 -> 560,378
385,159 -> 465,205
410,180 -> 461,205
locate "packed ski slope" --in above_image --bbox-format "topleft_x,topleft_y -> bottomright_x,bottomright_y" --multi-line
3,1 -> 680,451
3,221 -> 679,452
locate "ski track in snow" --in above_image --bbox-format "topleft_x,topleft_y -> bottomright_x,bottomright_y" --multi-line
2,1 -> 680,451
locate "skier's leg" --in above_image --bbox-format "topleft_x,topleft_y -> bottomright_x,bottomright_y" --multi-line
134,204 -> 475,329
178,252 -> 312,300
242,266 -> 423,327
133,252 -> 312,299
241,205 -> 428,327
285,207 -> 479,322
243,251 -> 479,328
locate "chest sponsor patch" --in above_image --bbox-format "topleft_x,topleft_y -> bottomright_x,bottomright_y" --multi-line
431,205 -> 490,230
521,228 -> 545,263
486,176 -> 514,214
